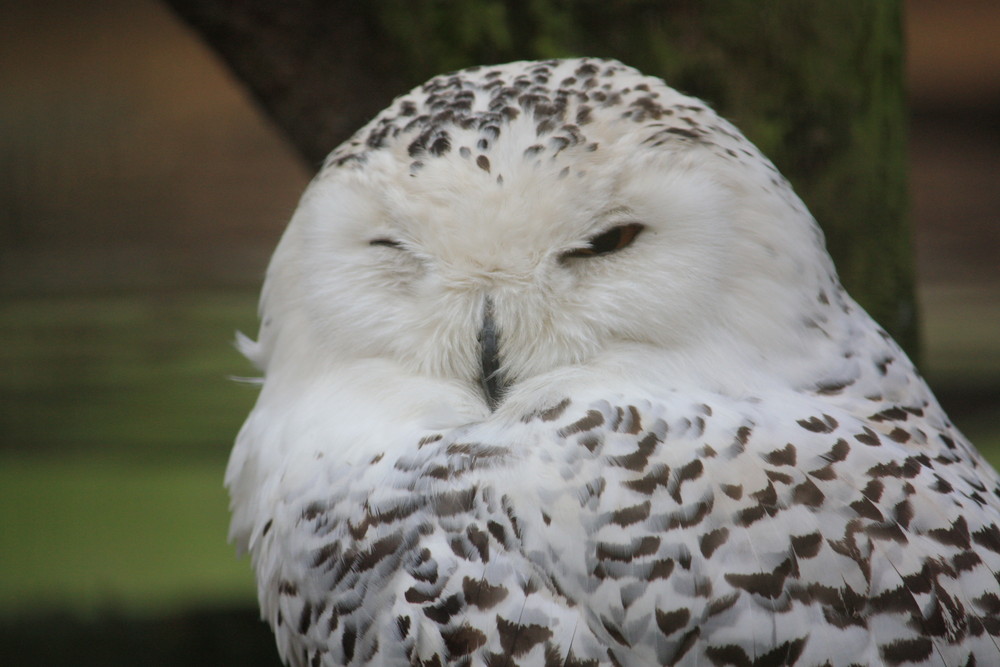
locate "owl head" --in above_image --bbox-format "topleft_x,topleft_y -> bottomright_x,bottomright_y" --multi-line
243,58 -> 854,426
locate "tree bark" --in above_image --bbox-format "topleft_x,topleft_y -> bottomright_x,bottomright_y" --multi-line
165,0 -> 916,357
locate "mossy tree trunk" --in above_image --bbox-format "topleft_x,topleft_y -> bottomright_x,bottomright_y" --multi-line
165,0 -> 916,358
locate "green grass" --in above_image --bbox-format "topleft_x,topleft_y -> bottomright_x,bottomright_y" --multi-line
0,290 -> 262,615
0,453 -> 256,615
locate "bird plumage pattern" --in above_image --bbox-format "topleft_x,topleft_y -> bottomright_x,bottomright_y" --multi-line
228,58 -> 1000,666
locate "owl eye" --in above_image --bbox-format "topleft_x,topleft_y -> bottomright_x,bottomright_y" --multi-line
370,238 -> 403,249
561,223 -> 644,260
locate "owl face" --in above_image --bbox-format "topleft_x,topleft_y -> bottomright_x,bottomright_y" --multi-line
256,59 -> 837,413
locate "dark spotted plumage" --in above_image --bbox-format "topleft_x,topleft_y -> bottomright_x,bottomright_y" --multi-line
229,59 -> 1000,666
248,389 -> 1000,665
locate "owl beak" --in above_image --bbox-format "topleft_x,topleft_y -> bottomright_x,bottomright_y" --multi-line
478,296 -> 506,411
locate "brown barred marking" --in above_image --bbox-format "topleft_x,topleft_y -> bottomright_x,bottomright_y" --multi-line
313,542 -> 341,568
855,426 -> 881,447
433,487 -> 478,516
868,584 -> 920,617
559,410 -> 605,437
879,637 -> 934,665
703,644 -> 753,667
807,464 -> 837,480
622,405 -> 643,434
466,525 -> 490,562
395,615 -> 411,639
577,433 -> 601,452
751,481 -> 778,507
668,627 -> 701,664
664,498 -> 713,530
756,638 -> 807,666
404,587 -> 438,604
975,592 -> 1000,615
720,483 -> 743,500
423,593 -> 462,624
298,601 -> 313,634
441,625 -> 488,656
496,617 -> 554,656
972,523 -> 1000,553
446,443 -> 509,458
763,443 -> 797,466
765,469 -> 794,485
648,558 -> 675,580
341,625 -> 356,662
952,550 -> 980,572
486,520 -> 507,544
849,496 -> 884,522
705,592 -> 740,618
797,414 -> 839,433
302,502 -> 324,520
449,536 -> 467,558
888,427 -> 911,443
596,535 -> 661,562
408,548 -> 439,583
623,463 -> 671,495
351,532 -> 404,571
823,438 -> 851,462
537,398 -> 571,422
724,558 -> 792,599
610,500 -> 652,527
932,475 -> 954,493
870,406 -> 909,422
815,379 -> 851,394
669,459 -> 704,503
607,407 -> 623,432
462,576 -> 508,609
418,434 -> 444,447
600,618 -> 629,646
861,479 -> 885,502
699,527 -> 729,558
927,516 -> 971,549
608,432 -> 659,471
654,607 -> 690,636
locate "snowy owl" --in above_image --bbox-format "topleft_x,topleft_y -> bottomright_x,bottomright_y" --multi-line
228,59 -> 1000,666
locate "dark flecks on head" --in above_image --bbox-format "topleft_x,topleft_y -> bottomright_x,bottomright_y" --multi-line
323,58 -> 733,174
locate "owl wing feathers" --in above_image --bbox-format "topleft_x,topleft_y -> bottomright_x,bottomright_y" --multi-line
250,389 -> 1000,666
256,425 -> 608,666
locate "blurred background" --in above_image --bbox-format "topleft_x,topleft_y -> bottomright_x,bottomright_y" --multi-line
0,1 -> 997,664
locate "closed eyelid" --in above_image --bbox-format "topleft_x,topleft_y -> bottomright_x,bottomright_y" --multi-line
369,238 -> 403,248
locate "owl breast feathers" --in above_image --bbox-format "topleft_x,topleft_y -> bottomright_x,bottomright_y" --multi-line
228,58 -> 1000,666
